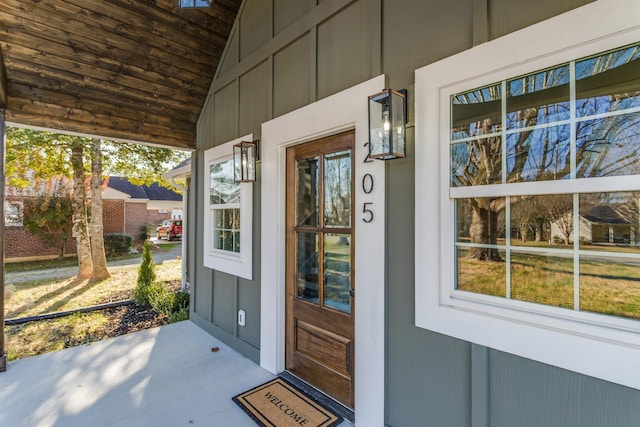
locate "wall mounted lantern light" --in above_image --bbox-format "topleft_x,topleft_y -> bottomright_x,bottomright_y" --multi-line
368,89 -> 407,160
233,140 -> 258,182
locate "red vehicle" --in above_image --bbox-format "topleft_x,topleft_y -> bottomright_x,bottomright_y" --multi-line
156,219 -> 183,241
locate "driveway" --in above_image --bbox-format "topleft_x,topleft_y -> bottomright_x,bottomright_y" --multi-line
5,241 -> 182,285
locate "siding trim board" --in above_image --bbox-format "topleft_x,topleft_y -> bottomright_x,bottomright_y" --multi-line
260,75 -> 386,426
415,0 -> 640,391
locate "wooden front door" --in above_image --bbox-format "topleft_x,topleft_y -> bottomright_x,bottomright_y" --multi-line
286,131 -> 355,408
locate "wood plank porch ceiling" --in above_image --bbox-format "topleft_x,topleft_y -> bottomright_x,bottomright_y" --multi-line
0,0 -> 242,149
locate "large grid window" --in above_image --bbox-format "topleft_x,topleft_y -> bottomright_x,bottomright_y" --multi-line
450,43 -> 640,324
203,136 -> 253,279
415,0 -> 640,391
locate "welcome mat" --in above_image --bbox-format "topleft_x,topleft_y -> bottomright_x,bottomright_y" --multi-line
233,378 -> 343,427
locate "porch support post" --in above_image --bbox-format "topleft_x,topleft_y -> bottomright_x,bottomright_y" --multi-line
0,107 -> 6,372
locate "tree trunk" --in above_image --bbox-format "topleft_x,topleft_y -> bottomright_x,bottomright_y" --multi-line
90,139 -> 110,280
468,203 -> 502,261
71,140 -> 93,279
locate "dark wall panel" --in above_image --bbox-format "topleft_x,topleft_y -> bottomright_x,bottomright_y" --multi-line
385,129 -> 472,426
239,60 -> 270,137
212,271 -> 236,333
213,81 -> 238,145
383,0 -> 474,91
274,0 -> 314,35
240,0 -> 273,60
219,29 -> 239,76
489,350 -> 640,427
488,0 -> 594,40
316,0 -> 374,100
273,34 -> 311,118
237,162 -> 262,347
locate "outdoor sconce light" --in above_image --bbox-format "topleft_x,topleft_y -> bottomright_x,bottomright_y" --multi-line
368,89 -> 407,160
233,140 -> 258,182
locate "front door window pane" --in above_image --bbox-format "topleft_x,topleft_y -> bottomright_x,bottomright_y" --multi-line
324,150 -> 352,228
297,232 -> 319,304
323,234 -> 351,313
297,157 -> 319,226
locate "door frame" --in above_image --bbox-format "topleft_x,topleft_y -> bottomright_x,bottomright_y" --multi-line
261,75 -> 386,426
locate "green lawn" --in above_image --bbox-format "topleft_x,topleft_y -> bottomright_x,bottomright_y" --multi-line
458,251 -> 640,320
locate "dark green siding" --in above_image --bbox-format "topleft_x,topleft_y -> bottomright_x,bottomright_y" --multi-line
192,0 -> 640,425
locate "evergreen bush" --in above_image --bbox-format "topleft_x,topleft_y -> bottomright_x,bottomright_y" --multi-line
133,241 -> 156,306
104,233 -> 133,258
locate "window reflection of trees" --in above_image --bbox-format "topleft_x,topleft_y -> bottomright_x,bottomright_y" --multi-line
452,43 -> 640,261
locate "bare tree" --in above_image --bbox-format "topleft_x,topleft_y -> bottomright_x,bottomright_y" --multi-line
90,139 -> 110,280
71,140 -> 93,279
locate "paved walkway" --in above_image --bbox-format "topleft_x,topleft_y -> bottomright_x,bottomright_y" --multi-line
6,241 -> 182,285
0,321 -> 355,427
0,321 -> 276,427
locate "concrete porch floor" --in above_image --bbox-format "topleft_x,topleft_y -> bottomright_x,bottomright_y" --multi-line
0,321 -> 354,426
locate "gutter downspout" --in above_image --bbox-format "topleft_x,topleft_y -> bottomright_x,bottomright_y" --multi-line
169,176 -> 188,293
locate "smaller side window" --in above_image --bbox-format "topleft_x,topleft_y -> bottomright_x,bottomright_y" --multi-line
203,136 -> 254,279
210,159 -> 241,254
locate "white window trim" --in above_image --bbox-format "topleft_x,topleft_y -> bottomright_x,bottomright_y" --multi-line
415,0 -> 640,390
261,75 -> 386,426
203,135 -> 253,280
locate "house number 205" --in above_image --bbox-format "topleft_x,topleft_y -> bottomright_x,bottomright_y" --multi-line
362,142 -> 375,223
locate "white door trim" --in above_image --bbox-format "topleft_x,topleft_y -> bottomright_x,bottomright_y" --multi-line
260,75 -> 386,426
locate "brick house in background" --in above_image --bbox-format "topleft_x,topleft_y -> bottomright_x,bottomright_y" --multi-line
4,176 -> 182,262
102,177 -> 183,241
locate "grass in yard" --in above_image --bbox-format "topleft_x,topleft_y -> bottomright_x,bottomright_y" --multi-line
6,312 -> 110,360
5,259 -> 182,361
457,251 -> 640,320
5,260 -> 182,319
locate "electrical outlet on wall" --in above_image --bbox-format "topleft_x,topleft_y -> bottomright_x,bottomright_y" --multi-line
238,309 -> 246,326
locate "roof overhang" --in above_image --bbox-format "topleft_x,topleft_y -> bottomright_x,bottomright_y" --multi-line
0,0 -> 241,149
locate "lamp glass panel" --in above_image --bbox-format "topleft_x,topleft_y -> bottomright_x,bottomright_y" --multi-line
369,92 -> 390,157
391,91 -> 406,157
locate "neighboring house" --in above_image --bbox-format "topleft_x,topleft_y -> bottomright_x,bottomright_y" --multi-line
103,176 -> 183,241
4,177 -> 182,261
551,205 -> 639,245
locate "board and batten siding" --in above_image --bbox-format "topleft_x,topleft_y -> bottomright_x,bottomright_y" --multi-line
192,0 -> 640,425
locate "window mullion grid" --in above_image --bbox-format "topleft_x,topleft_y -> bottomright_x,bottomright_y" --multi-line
569,61 -> 580,312
502,80 -> 511,299
570,60 -> 577,179
573,193 -> 580,311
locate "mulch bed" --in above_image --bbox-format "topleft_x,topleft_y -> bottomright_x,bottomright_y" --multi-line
96,304 -> 167,338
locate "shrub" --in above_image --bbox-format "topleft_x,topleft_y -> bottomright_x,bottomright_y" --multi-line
133,241 -> 156,306
104,233 -> 133,258
150,290 -> 190,317
167,306 -> 190,323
